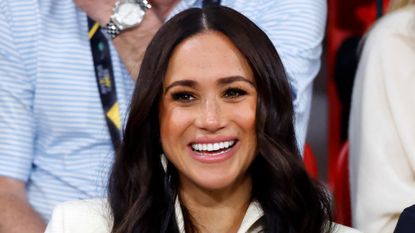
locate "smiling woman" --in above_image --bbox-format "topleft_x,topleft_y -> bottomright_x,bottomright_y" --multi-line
44,5 -> 358,233
105,5 -> 334,233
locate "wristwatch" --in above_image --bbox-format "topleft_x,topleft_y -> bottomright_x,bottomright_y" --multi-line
106,0 -> 152,39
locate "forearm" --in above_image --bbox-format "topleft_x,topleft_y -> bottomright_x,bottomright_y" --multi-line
0,191 -> 45,233
93,6 -> 163,79
112,9 -> 162,79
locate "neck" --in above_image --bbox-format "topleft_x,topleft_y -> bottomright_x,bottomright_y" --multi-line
179,176 -> 252,233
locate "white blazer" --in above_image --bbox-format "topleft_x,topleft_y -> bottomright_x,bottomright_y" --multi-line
44,199 -> 362,233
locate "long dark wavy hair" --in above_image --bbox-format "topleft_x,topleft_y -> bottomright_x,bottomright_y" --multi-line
109,5 -> 332,233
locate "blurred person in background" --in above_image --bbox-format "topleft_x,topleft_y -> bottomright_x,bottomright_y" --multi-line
349,0 -> 415,232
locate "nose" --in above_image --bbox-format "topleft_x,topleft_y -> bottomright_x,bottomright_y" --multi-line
194,98 -> 225,132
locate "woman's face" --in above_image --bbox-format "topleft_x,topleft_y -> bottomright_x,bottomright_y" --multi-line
159,31 -> 257,192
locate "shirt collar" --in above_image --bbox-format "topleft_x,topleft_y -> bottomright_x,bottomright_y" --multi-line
174,197 -> 264,233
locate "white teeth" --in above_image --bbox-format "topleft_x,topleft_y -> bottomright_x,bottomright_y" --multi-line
213,143 -> 219,151
196,144 -> 202,151
191,140 -> 235,152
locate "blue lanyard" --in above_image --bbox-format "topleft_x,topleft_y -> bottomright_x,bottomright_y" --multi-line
88,17 -> 122,150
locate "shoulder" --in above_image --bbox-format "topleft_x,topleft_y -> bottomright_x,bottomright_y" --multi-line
55,198 -> 110,215
356,5 -> 415,87
45,199 -> 112,233
366,5 -> 415,48
376,5 -> 415,30
357,5 -> 415,83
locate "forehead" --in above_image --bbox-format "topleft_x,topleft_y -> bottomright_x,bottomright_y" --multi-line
164,30 -> 254,84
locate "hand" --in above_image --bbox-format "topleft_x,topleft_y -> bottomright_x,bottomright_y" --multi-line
0,177 -> 46,233
74,0 -> 115,26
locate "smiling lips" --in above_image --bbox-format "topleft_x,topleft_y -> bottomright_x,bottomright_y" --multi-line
191,140 -> 236,155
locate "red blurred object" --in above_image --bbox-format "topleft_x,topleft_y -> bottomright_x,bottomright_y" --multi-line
326,0 -> 389,190
303,144 -> 318,180
332,142 -> 351,226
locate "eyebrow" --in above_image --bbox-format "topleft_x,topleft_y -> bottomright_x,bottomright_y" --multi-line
164,80 -> 197,94
218,76 -> 255,86
164,76 -> 255,94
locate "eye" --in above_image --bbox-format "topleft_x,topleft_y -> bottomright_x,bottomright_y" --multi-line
171,92 -> 196,103
223,88 -> 247,98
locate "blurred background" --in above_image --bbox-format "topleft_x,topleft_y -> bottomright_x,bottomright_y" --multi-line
305,0 -> 390,225
307,0 -> 389,181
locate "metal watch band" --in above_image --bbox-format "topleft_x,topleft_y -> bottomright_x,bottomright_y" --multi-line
106,20 -> 120,39
139,0 -> 151,10
105,0 -> 151,39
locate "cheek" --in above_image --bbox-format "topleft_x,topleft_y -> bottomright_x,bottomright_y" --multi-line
232,100 -> 256,133
234,100 -> 257,158
159,106 -> 194,147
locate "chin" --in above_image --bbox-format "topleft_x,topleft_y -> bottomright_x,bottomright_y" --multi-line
193,172 -> 243,191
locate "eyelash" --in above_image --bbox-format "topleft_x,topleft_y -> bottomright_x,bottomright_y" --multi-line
170,87 -> 249,103
171,92 -> 195,103
223,87 -> 247,98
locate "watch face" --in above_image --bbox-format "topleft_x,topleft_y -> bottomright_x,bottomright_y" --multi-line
113,2 -> 145,29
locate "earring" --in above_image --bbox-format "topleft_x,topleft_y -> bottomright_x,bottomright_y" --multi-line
161,153 -> 172,185
161,153 -> 168,173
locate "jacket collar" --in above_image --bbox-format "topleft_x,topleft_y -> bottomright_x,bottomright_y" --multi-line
174,197 -> 264,233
